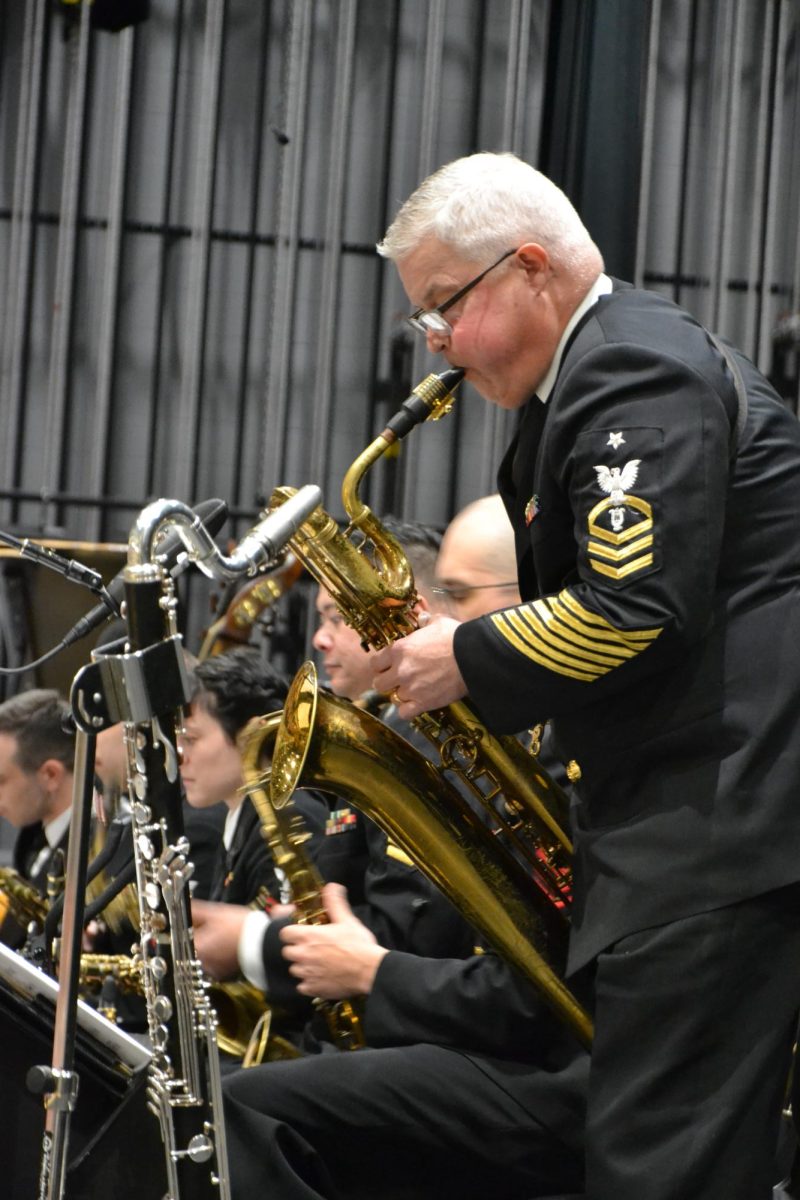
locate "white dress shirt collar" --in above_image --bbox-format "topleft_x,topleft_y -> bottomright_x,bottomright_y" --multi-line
536,272 -> 613,404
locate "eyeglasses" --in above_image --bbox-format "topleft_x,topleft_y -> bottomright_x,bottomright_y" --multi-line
406,247 -> 517,338
431,581 -> 518,603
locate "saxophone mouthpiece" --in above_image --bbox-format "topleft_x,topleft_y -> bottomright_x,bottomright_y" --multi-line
383,367 -> 466,441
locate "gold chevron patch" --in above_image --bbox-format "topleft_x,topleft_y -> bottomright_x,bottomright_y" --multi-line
586,494 -> 654,580
490,589 -> 662,681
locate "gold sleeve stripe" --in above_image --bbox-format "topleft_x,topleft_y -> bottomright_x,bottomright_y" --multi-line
491,613 -> 598,681
531,598 -> 636,656
513,607 -> 628,668
557,591 -> 662,643
490,590 -> 662,682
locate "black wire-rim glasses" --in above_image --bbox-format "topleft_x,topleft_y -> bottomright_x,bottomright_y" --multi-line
406,247 -> 518,337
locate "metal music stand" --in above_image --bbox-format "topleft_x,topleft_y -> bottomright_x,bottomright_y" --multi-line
29,718 -> 97,1200
31,650 -> 125,1200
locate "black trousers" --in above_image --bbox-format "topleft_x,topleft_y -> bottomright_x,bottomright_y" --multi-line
585,884 -> 800,1199
223,1042 -> 583,1200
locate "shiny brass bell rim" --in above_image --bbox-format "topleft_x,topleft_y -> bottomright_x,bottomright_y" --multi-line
270,660 -> 319,809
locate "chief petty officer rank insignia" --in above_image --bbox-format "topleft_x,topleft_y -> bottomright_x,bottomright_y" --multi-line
580,427 -> 661,587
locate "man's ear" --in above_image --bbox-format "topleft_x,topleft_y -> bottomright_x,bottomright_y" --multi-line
37,758 -> 67,793
516,242 -> 551,294
412,593 -> 432,616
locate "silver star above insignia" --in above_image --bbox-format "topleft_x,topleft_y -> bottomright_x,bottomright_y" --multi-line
607,431 -> 625,449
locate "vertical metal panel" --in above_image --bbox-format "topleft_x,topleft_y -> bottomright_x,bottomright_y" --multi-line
758,0 -> 796,374
309,0 -> 358,487
42,0 -> 92,530
259,0 -> 313,493
709,0 -> 742,335
0,0 -> 48,525
175,0 -> 226,502
86,26 -> 136,541
634,0 -> 660,289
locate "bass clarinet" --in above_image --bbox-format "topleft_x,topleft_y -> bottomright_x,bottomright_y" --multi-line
82,485 -> 320,1199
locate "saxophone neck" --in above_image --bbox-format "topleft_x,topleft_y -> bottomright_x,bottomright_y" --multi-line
238,713 -> 328,924
341,434 -> 392,527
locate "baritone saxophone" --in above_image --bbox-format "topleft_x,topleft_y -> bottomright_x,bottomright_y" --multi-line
268,368 -> 592,1048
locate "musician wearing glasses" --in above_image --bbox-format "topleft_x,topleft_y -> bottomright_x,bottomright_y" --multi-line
431,493 -> 521,621
367,152 -> 800,1200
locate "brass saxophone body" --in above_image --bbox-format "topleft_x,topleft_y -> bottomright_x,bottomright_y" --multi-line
238,711 -> 365,1050
268,369 -> 592,1047
0,865 -> 48,928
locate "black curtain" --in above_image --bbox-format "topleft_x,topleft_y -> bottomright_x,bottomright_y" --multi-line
540,0 -> 651,281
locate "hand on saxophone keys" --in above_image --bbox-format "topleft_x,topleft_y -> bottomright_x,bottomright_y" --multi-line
371,615 -> 467,719
279,883 -> 388,999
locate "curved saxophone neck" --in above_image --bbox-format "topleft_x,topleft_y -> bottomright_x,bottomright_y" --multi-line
238,711 -> 283,803
341,434 -> 391,530
341,368 -> 465,530
339,368 -> 465,609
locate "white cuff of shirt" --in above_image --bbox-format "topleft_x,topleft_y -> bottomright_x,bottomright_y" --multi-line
238,909 -> 271,992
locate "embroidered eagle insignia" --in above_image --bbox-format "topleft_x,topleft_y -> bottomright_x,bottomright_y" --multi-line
593,459 -> 641,505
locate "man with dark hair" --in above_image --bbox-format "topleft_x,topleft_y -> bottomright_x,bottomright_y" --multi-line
0,689 -> 74,945
181,648 -> 326,908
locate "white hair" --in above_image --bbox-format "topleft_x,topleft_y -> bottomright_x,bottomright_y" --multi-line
377,152 -> 602,277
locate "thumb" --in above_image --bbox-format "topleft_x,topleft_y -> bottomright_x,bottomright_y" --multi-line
321,881 -> 354,923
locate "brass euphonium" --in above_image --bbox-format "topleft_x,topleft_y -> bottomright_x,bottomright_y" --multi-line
269,369 -> 592,1047
198,554 -> 303,660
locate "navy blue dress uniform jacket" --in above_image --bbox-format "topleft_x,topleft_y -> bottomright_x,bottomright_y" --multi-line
208,791 -> 327,907
453,281 -> 800,972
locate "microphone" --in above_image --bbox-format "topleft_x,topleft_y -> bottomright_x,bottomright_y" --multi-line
228,484 -> 322,573
61,497 -> 228,649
